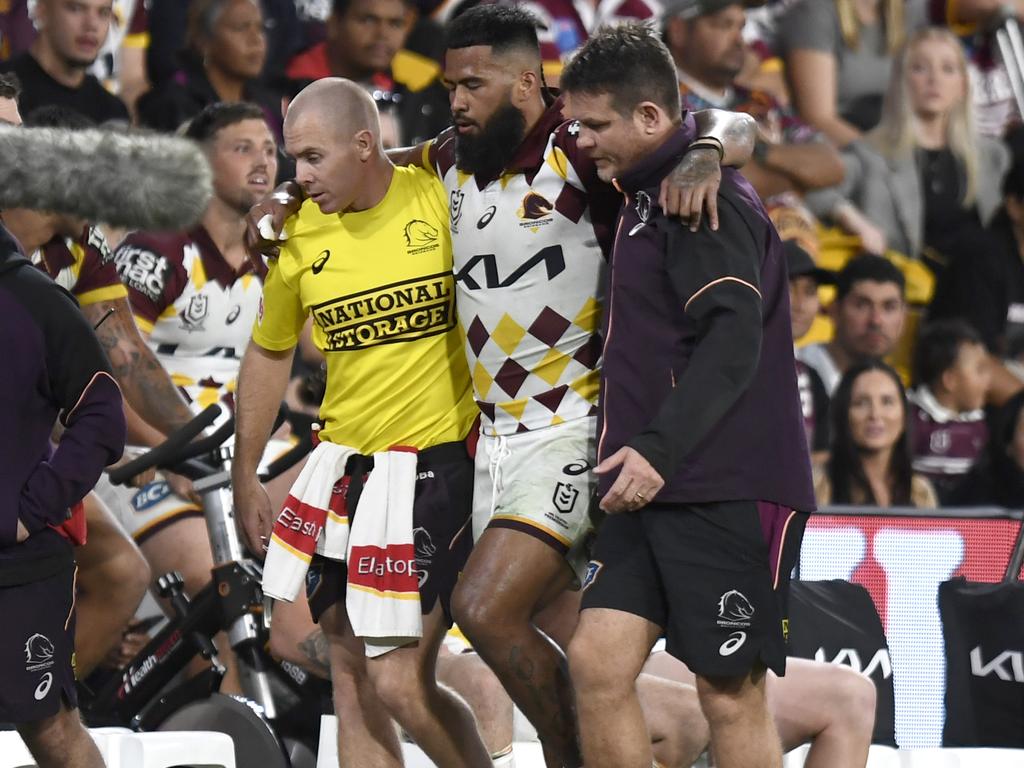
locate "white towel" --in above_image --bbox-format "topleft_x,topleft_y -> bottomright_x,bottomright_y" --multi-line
261,441 -> 421,657
346,448 -> 421,657
262,441 -> 356,601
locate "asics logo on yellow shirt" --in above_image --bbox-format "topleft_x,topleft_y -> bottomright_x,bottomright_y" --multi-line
311,250 -> 331,275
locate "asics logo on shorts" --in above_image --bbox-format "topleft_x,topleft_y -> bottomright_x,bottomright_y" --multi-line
34,672 -> 53,701
719,631 -> 747,657
717,589 -> 755,628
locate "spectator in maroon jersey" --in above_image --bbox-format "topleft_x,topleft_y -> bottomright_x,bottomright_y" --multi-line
909,320 -> 990,503
786,240 -> 833,462
953,390 -> 1024,507
818,359 -> 938,507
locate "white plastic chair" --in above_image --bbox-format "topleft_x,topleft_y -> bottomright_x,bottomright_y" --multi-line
900,747 -> 1024,767
0,729 -> 234,768
110,731 -> 236,768
785,745 -> 901,768
316,715 -> 549,768
0,730 -> 35,768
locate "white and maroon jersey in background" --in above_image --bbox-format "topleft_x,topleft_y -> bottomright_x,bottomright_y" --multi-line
113,227 -> 265,412
796,358 -> 830,452
427,99 -> 619,436
908,385 -> 988,497
516,0 -> 660,73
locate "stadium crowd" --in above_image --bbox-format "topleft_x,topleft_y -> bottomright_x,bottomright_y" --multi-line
2,0 -> 1024,767
3,0 -> 1023,510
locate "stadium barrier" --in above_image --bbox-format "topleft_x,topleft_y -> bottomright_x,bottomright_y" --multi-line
799,505 -> 1024,747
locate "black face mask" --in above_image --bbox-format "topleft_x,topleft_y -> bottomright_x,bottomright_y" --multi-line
454,100 -> 527,180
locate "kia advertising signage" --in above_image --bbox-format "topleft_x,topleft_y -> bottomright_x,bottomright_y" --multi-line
798,511 -> 1023,747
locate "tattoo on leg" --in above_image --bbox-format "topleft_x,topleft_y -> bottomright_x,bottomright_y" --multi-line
298,630 -> 331,678
506,644 -> 582,764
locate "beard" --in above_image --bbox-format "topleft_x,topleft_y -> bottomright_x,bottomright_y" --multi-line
454,101 -> 527,180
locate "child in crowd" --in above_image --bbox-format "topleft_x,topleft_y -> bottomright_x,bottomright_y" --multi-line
909,320 -> 991,503
786,239 -> 833,463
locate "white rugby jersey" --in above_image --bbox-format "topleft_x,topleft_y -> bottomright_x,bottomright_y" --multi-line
114,227 -> 264,412
427,99 -> 620,436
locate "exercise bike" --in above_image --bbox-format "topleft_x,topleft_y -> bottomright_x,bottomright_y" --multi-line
78,404 -> 326,768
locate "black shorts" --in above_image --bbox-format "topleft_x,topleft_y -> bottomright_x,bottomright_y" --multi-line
580,500 -> 807,678
0,563 -> 79,722
306,440 -> 474,626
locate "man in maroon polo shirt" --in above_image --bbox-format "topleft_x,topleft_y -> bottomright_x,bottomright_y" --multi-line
562,23 -> 815,768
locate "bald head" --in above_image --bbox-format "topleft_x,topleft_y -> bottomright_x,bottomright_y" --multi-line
285,78 -> 396,215
285,78 -> 381,143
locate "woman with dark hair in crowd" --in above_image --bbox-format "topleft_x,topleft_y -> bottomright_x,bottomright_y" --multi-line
951,391 -> 1024,507
817,359 -> 938,507
136,0 -> 283,140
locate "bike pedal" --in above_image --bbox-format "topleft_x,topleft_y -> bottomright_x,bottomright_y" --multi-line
156,571 -> 186,598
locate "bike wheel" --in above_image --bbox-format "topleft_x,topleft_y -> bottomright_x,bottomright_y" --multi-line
156,692 -> 291,767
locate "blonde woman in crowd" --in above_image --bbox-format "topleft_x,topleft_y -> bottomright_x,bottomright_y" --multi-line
808,26 -> 1008,263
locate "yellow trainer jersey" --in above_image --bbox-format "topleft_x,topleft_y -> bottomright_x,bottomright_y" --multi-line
252,164 -> 476,454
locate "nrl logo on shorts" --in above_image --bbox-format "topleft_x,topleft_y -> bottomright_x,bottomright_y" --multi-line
582,560 -> 602,589
552,481 -> 579,514
716,589 -> 755,628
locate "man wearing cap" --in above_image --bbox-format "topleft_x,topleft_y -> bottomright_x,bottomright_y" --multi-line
785,239 -> 834,461
663,0 -> 843,203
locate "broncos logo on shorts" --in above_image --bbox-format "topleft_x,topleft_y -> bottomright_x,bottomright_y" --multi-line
24,634 -> 55,671
717,590 -> 755,627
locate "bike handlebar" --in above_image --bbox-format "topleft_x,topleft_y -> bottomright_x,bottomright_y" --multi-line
108,404 -> 223,485
258,432 -> 314,483
108,404 -> 307,486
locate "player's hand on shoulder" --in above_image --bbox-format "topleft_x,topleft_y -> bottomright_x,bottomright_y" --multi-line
595,446 -> 665,514
245,181 -> 304,268
660,146 -> 722,233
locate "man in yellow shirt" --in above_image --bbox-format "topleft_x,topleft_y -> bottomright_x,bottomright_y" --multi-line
232,78 -> 490,768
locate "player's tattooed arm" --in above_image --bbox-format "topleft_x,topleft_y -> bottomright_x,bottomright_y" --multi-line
661,110 -> 757,233
83,298 -> 193,436
692,108 -> 756,168
297,629 -> 331,679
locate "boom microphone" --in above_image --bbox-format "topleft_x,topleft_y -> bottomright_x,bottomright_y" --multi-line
0,124 -> 212,230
